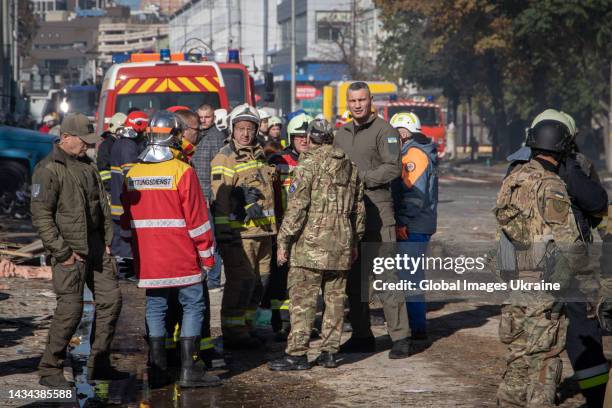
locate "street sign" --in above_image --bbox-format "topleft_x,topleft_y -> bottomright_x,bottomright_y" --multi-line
296,85 -> 319,100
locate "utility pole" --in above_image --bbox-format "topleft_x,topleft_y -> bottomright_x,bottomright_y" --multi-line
237,0 -> 242,52
209,0 -> 213,52
290,0 -> 296,112
607,61 -> 612,172
263,0 -> 268,72
226,0 -> 232,49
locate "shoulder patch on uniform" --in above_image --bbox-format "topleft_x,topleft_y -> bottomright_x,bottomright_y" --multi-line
32,184 -> 41,198
405,162 -> 416,172
387,137 -> 398,144
288,181 -> 298,193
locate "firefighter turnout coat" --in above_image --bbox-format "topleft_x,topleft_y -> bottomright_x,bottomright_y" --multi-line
120,150 -> 215,288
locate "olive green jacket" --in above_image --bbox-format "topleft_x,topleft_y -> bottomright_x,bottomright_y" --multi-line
31,144 -> 112,262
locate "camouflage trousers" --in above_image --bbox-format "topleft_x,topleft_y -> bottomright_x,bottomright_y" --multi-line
286,267 -> 347,356
497,292 -> 568,407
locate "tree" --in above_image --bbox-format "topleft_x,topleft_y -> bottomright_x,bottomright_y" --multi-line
377,0 -> 612,160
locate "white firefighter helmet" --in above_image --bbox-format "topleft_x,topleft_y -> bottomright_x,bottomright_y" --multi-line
530,108 -> 576,137
229,104 -> 260,135
214,108 -> 228,131
257,109 -> 271,121
390,112 -> 421,133
139,111 -> 183,163
108,112 -> 127,133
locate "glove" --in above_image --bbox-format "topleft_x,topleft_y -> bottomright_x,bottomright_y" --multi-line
597,297 -> 612,332
395,225 -> 409,241
241,186 -> 262,205
245,202 -> 265,223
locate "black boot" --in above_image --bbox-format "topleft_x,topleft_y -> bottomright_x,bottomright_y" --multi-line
148,337 -> 170,388
267,354 -> 310,371
315,352 -> 338,368
87,355 -> 130,382
178,337 -> 222,388
201,348 -> 227,369
224,335 -> 262,350
339,336 -> 375,353
388,338 -> 410,359
39,373 -> 74,389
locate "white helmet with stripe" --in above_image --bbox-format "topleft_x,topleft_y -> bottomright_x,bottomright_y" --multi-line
390,111 -> 421,134
229,104 -> 260,135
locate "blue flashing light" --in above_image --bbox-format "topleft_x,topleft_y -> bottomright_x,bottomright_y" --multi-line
228,48 -> 240,63
160,48 -> 171,62
426,95 -> 434,102
112,53 -> 131,64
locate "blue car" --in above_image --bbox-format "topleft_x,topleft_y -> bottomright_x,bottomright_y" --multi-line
0,126 -> 56,194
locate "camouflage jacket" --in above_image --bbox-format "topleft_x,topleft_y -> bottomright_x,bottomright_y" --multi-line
277,144 -> 365,270
494,159 -> 584,281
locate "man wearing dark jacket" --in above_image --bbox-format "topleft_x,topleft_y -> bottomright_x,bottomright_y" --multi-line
97,112 -> 127,192
390,112 -> 438,340
333,82 -> 411,358
31,113 -> 124,387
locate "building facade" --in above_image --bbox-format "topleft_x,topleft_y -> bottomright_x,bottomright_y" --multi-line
169,0 -> 279,74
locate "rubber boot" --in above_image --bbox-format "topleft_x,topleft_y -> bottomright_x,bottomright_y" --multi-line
148,337 -> 169,388
178,337 -> 221,388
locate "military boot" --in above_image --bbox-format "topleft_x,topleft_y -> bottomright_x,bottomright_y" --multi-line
388,338 -> 410,359
178,337 -> 222,388
267,354 -> 310,371
148,337 -> 170,388
315,352 -> 338,368
339,336 -> 375,353
39,373 -> 74,389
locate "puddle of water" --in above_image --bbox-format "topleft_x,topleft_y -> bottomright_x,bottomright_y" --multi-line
69,288 -> 281,407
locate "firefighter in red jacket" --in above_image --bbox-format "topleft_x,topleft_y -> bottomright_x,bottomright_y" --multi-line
120,111 -> 220,389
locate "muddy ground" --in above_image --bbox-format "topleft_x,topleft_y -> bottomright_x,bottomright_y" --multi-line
1,163 -> 609,407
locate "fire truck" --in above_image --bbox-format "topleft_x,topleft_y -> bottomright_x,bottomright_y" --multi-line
374,99 -> 447,158
95,49 -> 237,135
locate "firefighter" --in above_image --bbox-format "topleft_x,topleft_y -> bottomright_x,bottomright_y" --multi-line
109,110 -> 148,277
120,110 -> 220,389
257,109 -> 272,146
97,112 -> 127,193
210,104 -> 278,349
267,113 -> 312,341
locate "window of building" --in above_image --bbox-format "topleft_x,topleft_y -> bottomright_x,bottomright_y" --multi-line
316,11 -> 350,43
281,13 -> 307,48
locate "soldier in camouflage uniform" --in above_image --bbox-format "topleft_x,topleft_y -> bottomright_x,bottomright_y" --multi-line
494,109 -> 586,407
268,119 -> 365,371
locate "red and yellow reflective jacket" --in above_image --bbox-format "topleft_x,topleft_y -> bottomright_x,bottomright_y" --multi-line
120,149 -> 215,288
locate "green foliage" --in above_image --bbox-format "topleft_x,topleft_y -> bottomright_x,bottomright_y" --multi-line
377,0 -> 612,145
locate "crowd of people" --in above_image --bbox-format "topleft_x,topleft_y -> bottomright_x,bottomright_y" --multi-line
29,81 -> 440,390
27,79 -> 612,407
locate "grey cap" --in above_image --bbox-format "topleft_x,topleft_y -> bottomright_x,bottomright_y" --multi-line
60,113 -> 100,144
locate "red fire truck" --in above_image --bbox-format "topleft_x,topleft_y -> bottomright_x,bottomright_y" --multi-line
374,99 -> 447,158
95,50 -> 236,135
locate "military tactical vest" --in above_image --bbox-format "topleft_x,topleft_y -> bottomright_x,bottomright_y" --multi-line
494,160 -> 580,273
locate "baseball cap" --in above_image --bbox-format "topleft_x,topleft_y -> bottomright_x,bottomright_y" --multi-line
60,113 -> 100,144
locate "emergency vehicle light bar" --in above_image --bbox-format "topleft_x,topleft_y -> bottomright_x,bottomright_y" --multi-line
111,51 -> 204,64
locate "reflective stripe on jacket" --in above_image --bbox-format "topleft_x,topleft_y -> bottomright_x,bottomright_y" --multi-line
211,141 -> 277,242
121,151 -> 215,288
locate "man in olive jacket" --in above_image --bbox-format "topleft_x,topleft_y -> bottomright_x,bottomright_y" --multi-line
31,113 -> 124,388
333,82 -> 411,357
